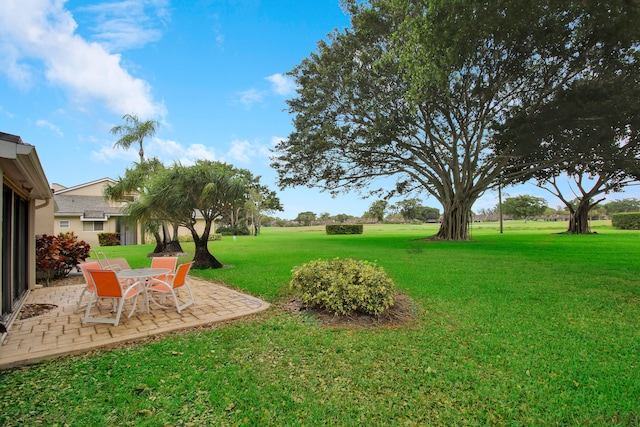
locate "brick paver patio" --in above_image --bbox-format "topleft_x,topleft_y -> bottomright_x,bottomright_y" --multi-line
0,276 -> 269,370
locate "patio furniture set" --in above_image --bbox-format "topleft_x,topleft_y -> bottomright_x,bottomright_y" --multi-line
76,252 -> 195,327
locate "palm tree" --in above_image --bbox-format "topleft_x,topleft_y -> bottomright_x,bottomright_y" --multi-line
104,158 -> 183,254
110,113 -> 159,162
131,161 -> 247,269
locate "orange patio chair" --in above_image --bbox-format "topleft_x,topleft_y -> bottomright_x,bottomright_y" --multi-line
74,261 -> 102,313
148,256 -> 178,284
91,249 -> 130,272
147,262 -> 195,313
83,270 -> 145,326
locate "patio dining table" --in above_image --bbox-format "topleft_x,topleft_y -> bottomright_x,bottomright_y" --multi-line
117,268 -> 171,313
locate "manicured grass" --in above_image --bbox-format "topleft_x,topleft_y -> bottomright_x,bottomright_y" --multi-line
1,221 -> 639,425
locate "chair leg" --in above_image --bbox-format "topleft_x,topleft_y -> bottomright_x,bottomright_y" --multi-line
149,289 -> 171,309
126,294 -> 140,318
171,290 -> 183,313
113,298 -> 127,327
75,287 -> 88,314
83,293 -> 97,325
176,284 -> 195,313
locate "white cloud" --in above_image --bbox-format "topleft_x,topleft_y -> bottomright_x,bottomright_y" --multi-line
92,134 -> 273,171
0,0 -> 165,118
0,105 -> 16,119
36,119 -> 63,136
92,140 -> 138,163
76,0 -> 169,51
182,143 -> 217,163
92,135 -> 220,167
149,138 -> 217,164
227,139 -> 254,163
266,73 -> 296,96
216,34 -> 225,49
237,88 -> 265,107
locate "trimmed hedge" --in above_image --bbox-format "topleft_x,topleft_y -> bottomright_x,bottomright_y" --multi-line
217,226 -> 250,236
98,232 -> 120,246
177,233 -> 222,242
326,224 -> 363,235
611,212 -> 640,230
289,258 -> 395,316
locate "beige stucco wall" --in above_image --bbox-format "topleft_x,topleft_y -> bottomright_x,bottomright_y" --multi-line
60,180 -> 109,197
138,219 -> 208,244
54,215 -> 121,247
34,194 -> 55,236
179,219 -> 209,237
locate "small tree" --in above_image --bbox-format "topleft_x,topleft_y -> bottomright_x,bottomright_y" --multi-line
126,161 -> 246,269
333,213 -> 352,223
104,158 -> 185,254
364,200 -> 388,223
501,195 -> 548,220
295,211 -> 317,226
605,198 -> 640,215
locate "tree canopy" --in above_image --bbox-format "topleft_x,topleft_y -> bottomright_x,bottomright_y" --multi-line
501,195 -> 548,220
295,211 -> 317,226
493,56 -> 640,233
103,158 -> 183,254
273,0 -> 639,240
395,198 -> 440,222
604,198 -> 640,215
125,160 -> 247,269
110,113 -> 160,163
364,200 -> 388,223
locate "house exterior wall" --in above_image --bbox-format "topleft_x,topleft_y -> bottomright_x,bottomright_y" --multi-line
178,220 -> 208,238
50,178 -> 143,248
53,215 -> 122,247
1,133 -> 51,321
140,219 -> 209,245
44,178 -> 211,249
34,195 -> 54,236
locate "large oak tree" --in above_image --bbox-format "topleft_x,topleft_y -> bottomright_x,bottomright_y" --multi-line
493,61 -> 640,234
272,0 -> 639,240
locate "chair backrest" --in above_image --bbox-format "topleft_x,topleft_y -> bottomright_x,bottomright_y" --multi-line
79,261 -> 102,288
89,270 -> 124,298
151,256 -> 178,272
91,249 -> 111,270
172,262 -> 193,289
107,258 -> 131,271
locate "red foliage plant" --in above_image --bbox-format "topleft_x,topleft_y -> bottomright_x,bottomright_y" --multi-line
36,233 -> 91,285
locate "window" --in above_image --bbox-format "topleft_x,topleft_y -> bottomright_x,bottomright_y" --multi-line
82,221 -> 104,232
59,220 -> 70,228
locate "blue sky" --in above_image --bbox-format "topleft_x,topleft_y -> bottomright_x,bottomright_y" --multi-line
1,0 -> 637,220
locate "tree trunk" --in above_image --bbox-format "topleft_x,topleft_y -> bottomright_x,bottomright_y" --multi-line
189,219 -> 223,269
566,199 -> 593,234
152,230 -> 164,253
193,238 -> 223,269
162,240 -> 184,253
433,199 -> 473,240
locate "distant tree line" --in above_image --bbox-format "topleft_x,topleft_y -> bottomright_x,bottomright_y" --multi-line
476,196 -> 640,221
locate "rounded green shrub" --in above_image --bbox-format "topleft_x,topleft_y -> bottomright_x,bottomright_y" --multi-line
289,258 -> 395,316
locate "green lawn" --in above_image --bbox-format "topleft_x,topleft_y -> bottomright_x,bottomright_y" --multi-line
2,221 -> 639,426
